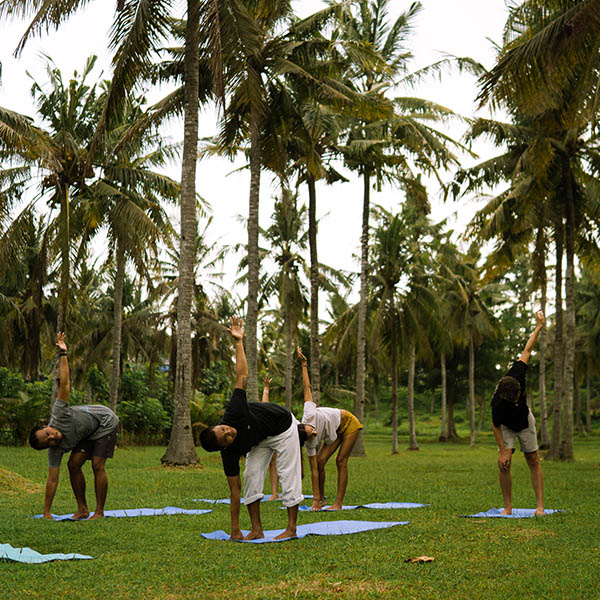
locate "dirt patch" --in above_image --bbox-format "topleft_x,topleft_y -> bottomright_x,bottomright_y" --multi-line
513,528 -> 558,540
205,575 -> 397,600
0,467 -> 42,495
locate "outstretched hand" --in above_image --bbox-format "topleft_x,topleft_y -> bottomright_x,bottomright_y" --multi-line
263,372 -> 271,388
297,346 -> 307,364
56,331 -> 67,353
535,310 -> 545,328
228,317 -> 244,341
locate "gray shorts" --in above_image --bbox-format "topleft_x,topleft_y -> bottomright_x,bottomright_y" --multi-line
500,410 -> 538,454
71,427 -> 118,461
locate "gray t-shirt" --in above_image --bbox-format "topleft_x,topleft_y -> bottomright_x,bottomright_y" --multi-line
47,400 -> 119,468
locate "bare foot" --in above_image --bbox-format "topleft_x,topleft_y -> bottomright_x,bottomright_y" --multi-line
274,528 -> 296,540
268,494 -> 280,501
72,509 -> 90,520
244,529 -> 264,540
500,508 -> 512,516
534,508 -> 545,516
325,503 -> 343,511
88,512 -> 104,520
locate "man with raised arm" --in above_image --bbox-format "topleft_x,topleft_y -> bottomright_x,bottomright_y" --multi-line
491,310 -> 545,516
199,318 -> 303,540
29,332 -> 119,519
298,347 -> 363,511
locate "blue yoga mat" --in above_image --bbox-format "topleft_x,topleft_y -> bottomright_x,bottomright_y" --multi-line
194,495 -> 313,505
33,506 -> 212,521
296,502 -> 428,511
201,519 -> 409,543
0,543 -> 93,563
462,508 -> 562,518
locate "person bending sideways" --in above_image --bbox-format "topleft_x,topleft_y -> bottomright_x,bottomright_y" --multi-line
200,318 -> 303,540
29,332 -> 120,520
491,311 -> 545,516
298,347 -> 363,511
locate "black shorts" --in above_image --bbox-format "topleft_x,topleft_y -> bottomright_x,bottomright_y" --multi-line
71,427 -> 118,461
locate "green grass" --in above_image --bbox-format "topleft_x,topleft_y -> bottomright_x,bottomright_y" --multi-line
1,430 -> 600,599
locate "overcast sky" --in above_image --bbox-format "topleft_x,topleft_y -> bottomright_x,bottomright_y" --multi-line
0,0 -> 511,302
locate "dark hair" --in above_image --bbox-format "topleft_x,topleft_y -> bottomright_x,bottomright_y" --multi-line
496,376 -> 521,403
297,424 -> 308,447
29,425 -> 45,450
199,427 -> 220,452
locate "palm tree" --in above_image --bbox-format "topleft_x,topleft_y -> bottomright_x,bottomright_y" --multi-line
261,187 -> 309,409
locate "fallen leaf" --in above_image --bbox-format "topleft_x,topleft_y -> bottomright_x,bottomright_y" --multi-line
404,556 -> 435,563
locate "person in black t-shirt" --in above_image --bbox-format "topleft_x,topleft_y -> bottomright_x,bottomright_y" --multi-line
199,318 -> 303,540
491,311 -> 545,516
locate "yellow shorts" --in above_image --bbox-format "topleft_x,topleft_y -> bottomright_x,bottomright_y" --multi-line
337,410 -> 363,437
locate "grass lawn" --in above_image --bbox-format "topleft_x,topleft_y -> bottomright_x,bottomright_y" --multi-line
1,428 -> 599,599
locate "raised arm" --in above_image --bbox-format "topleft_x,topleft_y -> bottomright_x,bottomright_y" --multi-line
56,331 -> 70,403
297,347 -> 312,403
228,317 -> 248,390
518,311 -> 545,365
261,373 -> 271,403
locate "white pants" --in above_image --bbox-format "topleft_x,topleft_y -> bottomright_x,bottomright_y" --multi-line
243,416 -> 303,508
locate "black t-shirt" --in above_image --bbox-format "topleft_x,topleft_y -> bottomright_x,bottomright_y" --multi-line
491,360 -> 529,432
220,388 -> 292,477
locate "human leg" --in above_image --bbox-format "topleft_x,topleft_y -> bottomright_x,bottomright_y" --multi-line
272,419 -> 303,538
316,439 -> 341,506
242,445 -> 273,538
525,451 -> 544,515
89,456 -> 108,519
274,504 -> 299,540
67,451 -> 90,519
244,500 -> 264,540
328,429 -> 360,510
268,453 -> 279,499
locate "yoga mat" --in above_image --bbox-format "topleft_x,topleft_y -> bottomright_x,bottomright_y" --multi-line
33,506 -> 212,521
461,508 -> 562,519
194,495 -> 313,505
0,543 -> 93,563
201,519 -> 409,543
296,502 -> 429,511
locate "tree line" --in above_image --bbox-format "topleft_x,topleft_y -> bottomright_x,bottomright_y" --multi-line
1,0 -> 599,463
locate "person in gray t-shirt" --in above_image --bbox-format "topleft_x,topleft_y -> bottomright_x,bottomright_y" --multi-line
29,332 -> 119,519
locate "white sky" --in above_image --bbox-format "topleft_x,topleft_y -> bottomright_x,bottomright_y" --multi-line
0,0 -> 511,306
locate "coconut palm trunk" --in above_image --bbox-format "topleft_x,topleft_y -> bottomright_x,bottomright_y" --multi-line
353,169 -> 371,456
109,238 -> 126,412
440,352 -> 448,441
469,335 -> 475,448
407,342 -> 418,450
538,261 -> 550,448
547,230 -> 564,460
391,336 -> 399,455
284,306 -> 293,410
585,357 -> 592,433
161,0 -> 200,465
560,177 -> 576,460
307,174 -> 321,405
245,101 -> 262,404
51,186 -> 71,411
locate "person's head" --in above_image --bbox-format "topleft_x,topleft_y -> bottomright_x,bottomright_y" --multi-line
496,376 -> 521,405
297,423 -> 317,447
199,425 -> 237,452
29,425 -> 63,450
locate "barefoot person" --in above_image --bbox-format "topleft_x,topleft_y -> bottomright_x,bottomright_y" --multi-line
492,311 -> 545,516
200,318 -> 303,540
261,373 -> 280,500
29,332 -> 119,519
298,347 -> 363,511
